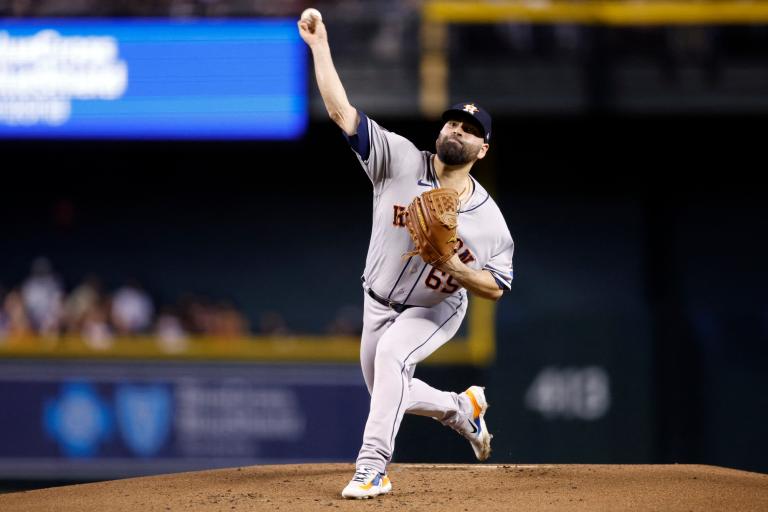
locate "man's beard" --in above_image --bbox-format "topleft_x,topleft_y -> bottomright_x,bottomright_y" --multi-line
436,134 -> 477,165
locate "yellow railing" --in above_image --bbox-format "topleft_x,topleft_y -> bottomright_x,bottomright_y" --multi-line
0,297 -> 496,366
425,1 -> 768,25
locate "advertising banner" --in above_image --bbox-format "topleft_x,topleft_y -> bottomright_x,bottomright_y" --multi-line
0,361 -> 368,479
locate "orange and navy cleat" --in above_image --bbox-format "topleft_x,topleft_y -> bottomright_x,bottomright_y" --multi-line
341,466 -> 392,499
461,386 -> 493,461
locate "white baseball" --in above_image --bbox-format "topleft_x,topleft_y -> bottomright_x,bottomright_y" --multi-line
300,8 -> 322,24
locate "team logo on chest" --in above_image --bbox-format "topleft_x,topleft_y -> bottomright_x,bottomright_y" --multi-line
393,203 -> 476,263
392,205 -> 407,227
455,237 -> 476,264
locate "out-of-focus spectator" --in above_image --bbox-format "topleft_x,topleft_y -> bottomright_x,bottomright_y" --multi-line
259,310 -> 290,336
110,280 -> 154,335
327,304 -> 364,336
2,288 -> 33,343
239,0 -> 307,16
62,274 -> 103,333
21,257 -> 63,337
155,306 -> 188,353
179,295 -> 215,335
81,301 -> 113,350
106,0 -> 174,16
370,0 -> 419,61
211,301 -> 249,338
179,297 -> 251,338
0,286 -> 7,341
20,0 -> 92,16
2,0 -> 34,16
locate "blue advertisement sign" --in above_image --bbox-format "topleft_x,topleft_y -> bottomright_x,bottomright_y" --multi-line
0,362 -> 369,478
0,19 -> 307,139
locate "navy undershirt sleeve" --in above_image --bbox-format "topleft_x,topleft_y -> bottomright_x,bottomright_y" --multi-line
344,111 -> 370,160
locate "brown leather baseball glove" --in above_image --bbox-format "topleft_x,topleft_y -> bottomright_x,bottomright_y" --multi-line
404,188 -> 460,266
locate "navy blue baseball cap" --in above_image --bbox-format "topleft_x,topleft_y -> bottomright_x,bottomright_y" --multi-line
442,102 -> 492,142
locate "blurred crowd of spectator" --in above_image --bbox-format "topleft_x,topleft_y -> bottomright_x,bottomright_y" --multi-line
0,257 -> 252,349
3,0 -> 758,70
0,0 -> 425,66
0,257 -> 365,350
2,0 -> 316,17
0,0 -> 416,19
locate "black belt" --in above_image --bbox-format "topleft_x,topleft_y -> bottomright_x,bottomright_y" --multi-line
367,288 -> 415,314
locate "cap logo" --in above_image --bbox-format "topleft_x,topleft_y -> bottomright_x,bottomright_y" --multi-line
462,104 -> 479,115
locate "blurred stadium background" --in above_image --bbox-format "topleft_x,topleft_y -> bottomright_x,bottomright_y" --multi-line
0,0 -> 766,491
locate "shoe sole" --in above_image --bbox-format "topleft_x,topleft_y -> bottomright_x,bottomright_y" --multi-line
341,487 -> 390,499
341,487 -> 380,499
341,477 -> 392,499
476,414 -> 492,461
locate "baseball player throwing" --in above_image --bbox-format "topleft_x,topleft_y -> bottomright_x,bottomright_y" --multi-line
298,11 -> 514,500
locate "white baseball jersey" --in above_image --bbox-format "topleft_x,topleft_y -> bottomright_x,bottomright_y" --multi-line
348,112 -> 514,307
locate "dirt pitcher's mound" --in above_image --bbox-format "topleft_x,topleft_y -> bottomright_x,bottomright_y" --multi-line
2,463 -> 767,512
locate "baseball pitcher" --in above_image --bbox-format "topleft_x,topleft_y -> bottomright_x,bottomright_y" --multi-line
298,10 -> 514,499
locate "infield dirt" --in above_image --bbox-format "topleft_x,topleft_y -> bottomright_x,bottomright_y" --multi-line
1,463 -> 767,511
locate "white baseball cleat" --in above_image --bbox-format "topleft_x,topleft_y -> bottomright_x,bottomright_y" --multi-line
341,466 -> 392,499
461,386 -> 493,461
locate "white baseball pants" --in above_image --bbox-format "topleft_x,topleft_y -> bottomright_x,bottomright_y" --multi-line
355,290 -> 470,474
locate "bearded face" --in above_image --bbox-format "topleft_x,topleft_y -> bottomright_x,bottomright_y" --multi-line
435,119 -> 486,166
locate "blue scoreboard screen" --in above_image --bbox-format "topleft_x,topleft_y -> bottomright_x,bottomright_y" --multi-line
0,19 -> 307,139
